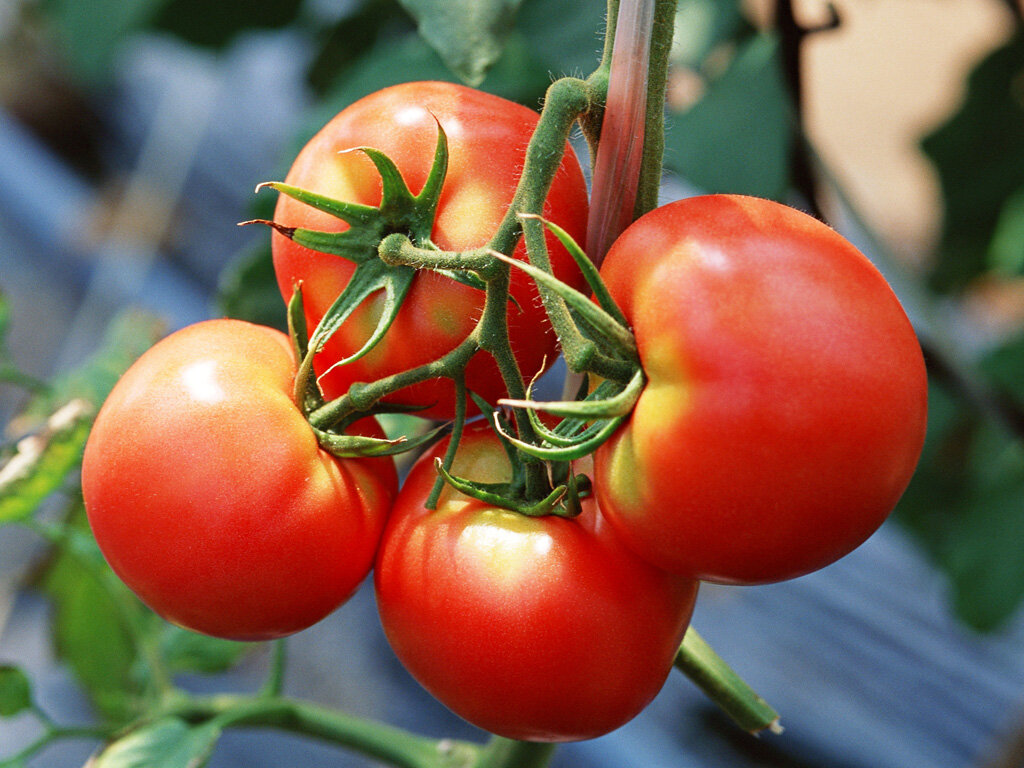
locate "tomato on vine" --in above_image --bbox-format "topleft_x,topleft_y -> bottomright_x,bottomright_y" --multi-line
592,195 -> 928,585
270,81 -> 590,419
82,319 -> 397,641
374,425 -> 698,742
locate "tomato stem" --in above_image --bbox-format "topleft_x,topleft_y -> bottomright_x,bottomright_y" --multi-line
164,694 -> 482,768
473,737 -> 556,768
674,627 -> 783,735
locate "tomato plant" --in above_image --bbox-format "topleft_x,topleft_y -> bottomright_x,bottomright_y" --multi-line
81,319 -> 397,641
271,80 -> 590,419
592,194 -> 928,585
374,425 -> 699,743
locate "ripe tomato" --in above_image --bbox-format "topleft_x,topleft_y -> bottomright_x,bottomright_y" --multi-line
594,195 -> 928,585
374,426 -> 698,742
82,319 -> 397,640
272,81 -> 589,419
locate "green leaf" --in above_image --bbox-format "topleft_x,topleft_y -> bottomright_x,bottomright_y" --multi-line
42,508 -> 149,723
215,242 -> 287,333
664,33 -> 792,200
0,666 -> 32,717
0,399 -> 93,524
671,0 -> 744,68
159,627 -> 248,676
40,0 -> 167,83
988,186 -> 1024,276
398,0 -> 524,86
980,332 -> 1024,410
150,0 -> 304,48
921,29 -> 1024,293
315,27 -> 549,127
89,717 -> 221,768
516,0 -> 607,77
895,379 -> 1024,631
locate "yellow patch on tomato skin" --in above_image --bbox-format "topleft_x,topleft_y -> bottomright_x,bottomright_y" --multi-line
604,333 -> 692,519
459,510 -> 553,585
603,428 -> 645,516
434,441 -> 514,511
435,179 -> 501,249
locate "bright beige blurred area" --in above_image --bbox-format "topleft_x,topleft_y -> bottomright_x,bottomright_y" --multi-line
799,0 -> 1015,259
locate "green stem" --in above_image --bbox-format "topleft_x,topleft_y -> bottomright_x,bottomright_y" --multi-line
634,0 -> 678,219
173,695 -> 480,768
307,337 -> 479,429
259,639 -> 287,698
379,234 -> 500,279
674,628 -> 781,734
0,725 -> 112,767
474,737 -> 556,768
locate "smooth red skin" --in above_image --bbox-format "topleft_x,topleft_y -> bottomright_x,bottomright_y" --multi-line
374,427 -> 698,742
272,81 -> 590,419
82,319 -> 397,641
594,195 -> 928,585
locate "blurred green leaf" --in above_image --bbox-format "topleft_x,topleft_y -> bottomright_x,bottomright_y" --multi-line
315,29 -> 551,135
151,0 -> 303,48
89,717 -> 221,768
980,332 -> 1024,411
0,399 -> 92,524
896,376 -> 1024,632
988,186 -> 1024,276
43,509 -> 150,723
921,29 -> 1024,293
41,0 -> 167,82
0,666 -> 32,717
216,242 -> 287,333
671,0 -> 744,68
159,626 -> 248,676
397,0 -> 524,86
516,0 -> 607,77
663,33 -> 792,199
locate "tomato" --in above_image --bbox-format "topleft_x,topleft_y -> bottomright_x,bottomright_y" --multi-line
594,195 -> 928,585
82,319 -> 397,641
374,426 -> 698,742
272,81 -> 589,419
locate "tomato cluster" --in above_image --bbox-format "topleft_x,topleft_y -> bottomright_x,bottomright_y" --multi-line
81,81 -> 926,743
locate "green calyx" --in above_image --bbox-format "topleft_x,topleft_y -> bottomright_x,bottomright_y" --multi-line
430,397 -> 592,519
251,122 -> 453,377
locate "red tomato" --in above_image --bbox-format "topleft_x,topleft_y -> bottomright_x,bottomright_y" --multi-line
82,319 -> 397,640
374,426 -> 698,742
594,195 -> 928,585
272,81 -> 589,419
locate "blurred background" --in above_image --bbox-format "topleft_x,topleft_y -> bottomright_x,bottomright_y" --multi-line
3,0 -> 1024,766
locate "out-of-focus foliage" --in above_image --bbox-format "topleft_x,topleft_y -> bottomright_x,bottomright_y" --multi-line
921,27 -> 1024,294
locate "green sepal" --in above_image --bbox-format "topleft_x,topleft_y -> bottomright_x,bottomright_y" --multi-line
433,458 -> 581,518
286,286 -> 326,415
519,213 -> 628,326
252,121 -> 454,389
492,252 -> 638,361
244,218 -> 381,264
311,261 -> 417,374
256,182 -> 379,228
313,421 -> 447,459
494,407 -> 627,462
501,367 -> 644,420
